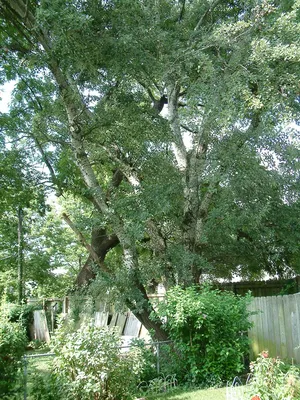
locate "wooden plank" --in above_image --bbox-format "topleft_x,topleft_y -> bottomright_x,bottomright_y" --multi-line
278,296 -> 288,360
266,297 -> 276,358
283,295 -> 293,360
115,313 -> 127,334
248,300 -> 259,359
272,296 -> 281,358
262,296 -> 269,351
33,310 -> 50,343
94,311 -> 109,327
293,293 -> 300,364
251,297 -> 261,358
123,313 -> 142,336
289,294 -> 299,363
109,313 -> 118,328
258,297 -> 265,352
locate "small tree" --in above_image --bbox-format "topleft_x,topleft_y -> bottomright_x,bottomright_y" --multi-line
155,285 -> 252,385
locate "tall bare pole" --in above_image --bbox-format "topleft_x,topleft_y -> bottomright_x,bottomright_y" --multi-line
17,206 -> 24,304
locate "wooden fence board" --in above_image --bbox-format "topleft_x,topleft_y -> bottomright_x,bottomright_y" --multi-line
248,293 -> 300,363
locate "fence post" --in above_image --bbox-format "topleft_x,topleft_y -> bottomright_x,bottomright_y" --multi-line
23,355 -> 27,400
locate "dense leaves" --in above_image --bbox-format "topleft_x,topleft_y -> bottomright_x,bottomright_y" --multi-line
0,0 -> 299,336
51,323 -> 145,400
155,285 -> 252,384
0,311 -> 27,397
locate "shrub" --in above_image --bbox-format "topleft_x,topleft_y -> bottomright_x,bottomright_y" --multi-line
8,303 -> 42,340
30,370 -> 64,400
155,284 -> 252,385
0,318 -> 27,397
51,322 -> 146,400
249,351 -> 300,400
129,338 -> 158,382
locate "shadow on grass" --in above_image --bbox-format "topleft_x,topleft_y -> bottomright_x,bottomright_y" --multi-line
146,386 -> 226,400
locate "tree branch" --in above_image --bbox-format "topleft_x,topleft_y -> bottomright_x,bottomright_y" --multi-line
62,213 -> 111,273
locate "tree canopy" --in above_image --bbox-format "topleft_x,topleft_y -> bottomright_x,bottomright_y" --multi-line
0,0 -> 299,338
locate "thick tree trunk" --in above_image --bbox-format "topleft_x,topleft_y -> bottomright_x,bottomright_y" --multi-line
133,309 -> 169,341
74,228 -> 169,340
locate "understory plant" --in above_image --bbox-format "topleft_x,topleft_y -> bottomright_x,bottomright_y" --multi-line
8,303 -> 42,340
0,314 -> 27,397
51,321 -> 146,400
250,351 -> 300,400
154,285 -> 252,385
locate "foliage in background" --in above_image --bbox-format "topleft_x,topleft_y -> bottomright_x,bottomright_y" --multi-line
51,322 -> 146,400
249,351 -> 300,400
0,201 -> 86,301
154,285 -> 252,385
0,313 -> 27,397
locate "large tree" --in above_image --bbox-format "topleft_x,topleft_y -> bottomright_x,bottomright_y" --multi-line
0,0 -> 299,338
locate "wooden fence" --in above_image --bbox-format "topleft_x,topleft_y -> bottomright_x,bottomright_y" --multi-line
220,276 -> 300,297
248,293 -> 300,364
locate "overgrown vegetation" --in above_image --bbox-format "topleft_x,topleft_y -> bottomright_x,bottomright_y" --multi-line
154,285 -> 252,385
249,351 -> 300,400
8,303 -> 42,340
0,314 -> 27,397
48,322 -> 146,400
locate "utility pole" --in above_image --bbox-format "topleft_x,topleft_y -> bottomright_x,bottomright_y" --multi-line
18,206 -> 24,304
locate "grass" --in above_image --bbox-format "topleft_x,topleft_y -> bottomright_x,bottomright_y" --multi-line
24,349 -> 54,399
146,386 -> 227,400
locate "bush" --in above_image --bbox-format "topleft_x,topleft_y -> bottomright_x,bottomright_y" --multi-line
130,338 -> 158,383
155,284 -> 252,385
249,351 -> 300,400
8,303 -> 42,340
30,370 -> 64,400
51,322 -> 146,400
0,318 -> 27,397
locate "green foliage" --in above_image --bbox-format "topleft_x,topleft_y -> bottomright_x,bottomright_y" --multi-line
0,0 -> 300,339
130,338 -> 158,383
51,322 -> 146,400
155,285 -> 252,385
30,370 -> 63,400
8,303 -> 42,339
0,316 -> 27,397
249,351 -> 300,399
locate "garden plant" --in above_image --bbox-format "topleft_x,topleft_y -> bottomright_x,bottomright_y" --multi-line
50,321 -> 146,400
154,284 -> 253,385
249,351 -> 300,400
0,312 -> 27,397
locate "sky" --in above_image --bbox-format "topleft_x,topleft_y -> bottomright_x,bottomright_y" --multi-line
0,80 -> 15,113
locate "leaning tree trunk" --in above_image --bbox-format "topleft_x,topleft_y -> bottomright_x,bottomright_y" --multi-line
2,0 -> 169,341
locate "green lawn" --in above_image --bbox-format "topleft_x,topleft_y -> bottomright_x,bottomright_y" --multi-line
24,350 -> 54,399
146,386 -> 227,400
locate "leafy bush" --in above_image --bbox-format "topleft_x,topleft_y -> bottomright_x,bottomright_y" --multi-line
30,370 -> 63,400
8,303 -> 42,340
155,285 -> 252,385
130,338 -> 158,382
250,351 -> 300,400
51,322 -> 146,400
0,318 -> 27,397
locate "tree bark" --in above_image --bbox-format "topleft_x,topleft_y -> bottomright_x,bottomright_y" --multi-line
17,206 -> 24,304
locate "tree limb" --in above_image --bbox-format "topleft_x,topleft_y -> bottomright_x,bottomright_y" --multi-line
62,213 -> 110,273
